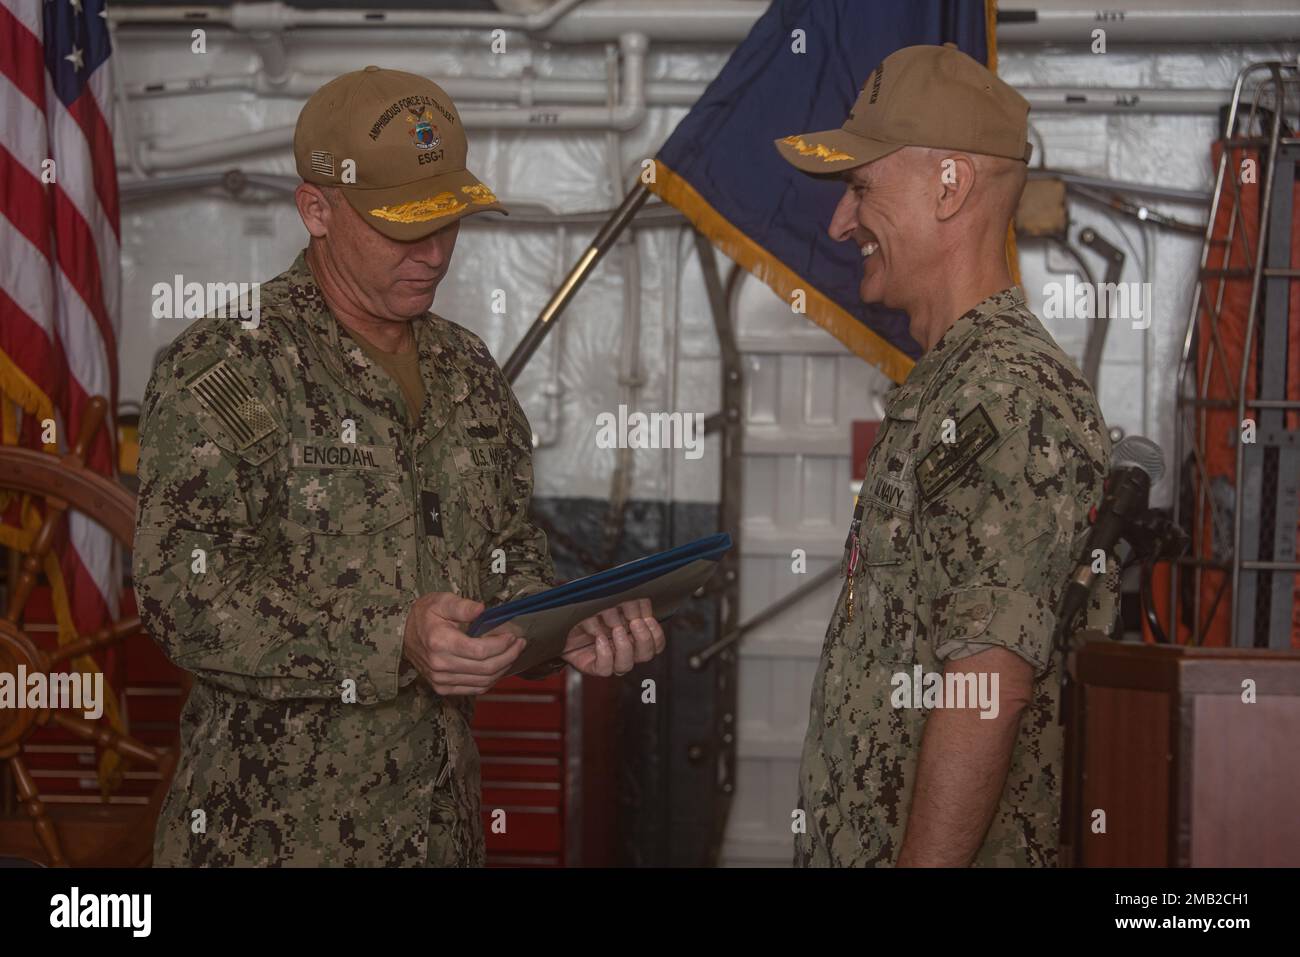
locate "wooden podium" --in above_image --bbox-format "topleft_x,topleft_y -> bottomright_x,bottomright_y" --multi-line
1062,641 -> 1300,867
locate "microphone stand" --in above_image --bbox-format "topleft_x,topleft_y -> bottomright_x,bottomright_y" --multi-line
1140,558 -> 1169,644
1052,506 -> 1189,723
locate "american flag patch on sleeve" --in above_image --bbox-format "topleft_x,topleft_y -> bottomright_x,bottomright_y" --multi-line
186,360 -> 277,450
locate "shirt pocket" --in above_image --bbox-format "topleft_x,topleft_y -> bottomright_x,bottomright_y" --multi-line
442,442 -> 511,598
855,507 -> 917,665
283,466 -> 413,593
452,442 -> 511,537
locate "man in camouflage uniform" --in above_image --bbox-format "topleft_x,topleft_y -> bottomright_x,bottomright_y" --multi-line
133,68 -> 665,866
774,45 -> 1119,866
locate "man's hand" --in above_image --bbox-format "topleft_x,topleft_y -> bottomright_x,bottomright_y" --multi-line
560,598 -> 666,677
402,592 -> 524,696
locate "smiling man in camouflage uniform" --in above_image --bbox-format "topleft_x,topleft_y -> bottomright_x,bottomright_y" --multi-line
774,45 -> 1118,866
133,67 -> 665,866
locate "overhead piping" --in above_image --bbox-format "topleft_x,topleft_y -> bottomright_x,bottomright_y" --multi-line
130,31 -> 648,171
109,1 -> 1300,44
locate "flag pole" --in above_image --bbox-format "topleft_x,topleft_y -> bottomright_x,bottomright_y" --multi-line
502,183 -> 651,383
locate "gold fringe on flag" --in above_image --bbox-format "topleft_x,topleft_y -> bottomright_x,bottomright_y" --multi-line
648,159 -> 917,384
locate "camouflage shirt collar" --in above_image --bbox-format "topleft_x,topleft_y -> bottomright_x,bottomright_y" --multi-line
284,250 -> 469,435
885,286 -> 1026,421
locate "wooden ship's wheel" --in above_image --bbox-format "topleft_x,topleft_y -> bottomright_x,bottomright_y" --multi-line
0,398 -> 176,866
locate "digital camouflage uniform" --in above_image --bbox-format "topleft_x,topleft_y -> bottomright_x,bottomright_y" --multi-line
134,251 -> 558,867
794,287 -> 1118,867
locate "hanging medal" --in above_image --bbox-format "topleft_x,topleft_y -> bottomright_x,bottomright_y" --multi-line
844,495 -> 864,622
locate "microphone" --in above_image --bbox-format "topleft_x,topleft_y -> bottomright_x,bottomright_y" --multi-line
1055,436 -> 1165,640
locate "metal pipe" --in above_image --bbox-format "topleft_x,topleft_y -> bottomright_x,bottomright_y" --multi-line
1021,86 -> 1232,114
1076,226 -> 1123,390
664,226 -> 688,503
117,169 -> 687,231
1140,218 -> 1154,443
502,183 -> 651,382
688,233 -> 744,676
1184,73 -> 1271,640
118,57 -> 1255,119
110,2 -> 1300,44
1067,183 -> 1205,234
112,0 -> 592,32
249,30 -> 289,88
1242,560 -> 1300,571
996,5 -> 1300,44
1231,63 -> 1288,646
603,45 -> 644,551
136,124 -> 295,171
123,70 -> 702,107
131,31 -> 648,171
126,90 -> 1246,177
1031,168 -> 1211,204
118,169 -> 301,198
110,0 -> 766,41
531,223 -> 569,451
691,565 -> 840,667
106,14 -> 146,179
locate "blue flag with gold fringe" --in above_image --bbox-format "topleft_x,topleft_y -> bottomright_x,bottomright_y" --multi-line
650,0 -> 993,383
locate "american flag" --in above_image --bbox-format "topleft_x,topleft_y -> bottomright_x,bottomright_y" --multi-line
1,0 -> 121,647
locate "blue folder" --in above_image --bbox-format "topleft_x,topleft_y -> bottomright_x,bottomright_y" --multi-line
469,532 -> 732,674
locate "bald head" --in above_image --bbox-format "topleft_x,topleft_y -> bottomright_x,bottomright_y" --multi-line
905,146 -> 1025,249
958,150 -> 1027,227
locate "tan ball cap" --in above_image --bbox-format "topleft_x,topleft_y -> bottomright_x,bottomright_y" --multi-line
294,66 -> 507,241
774,43 -> 1032,174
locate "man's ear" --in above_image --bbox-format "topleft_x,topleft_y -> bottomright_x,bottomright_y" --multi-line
295,183 -> 332,238
934,153 -> 976,222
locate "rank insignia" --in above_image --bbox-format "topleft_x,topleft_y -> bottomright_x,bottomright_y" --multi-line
421,489 -> 444,538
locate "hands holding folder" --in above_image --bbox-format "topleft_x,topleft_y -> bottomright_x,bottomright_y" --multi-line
401,594 -> 665,694
551,597 -> 667,676
401,533 -> 731,694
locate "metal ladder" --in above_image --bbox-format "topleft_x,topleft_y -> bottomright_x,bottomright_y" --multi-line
1172,61 -> 1300,649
